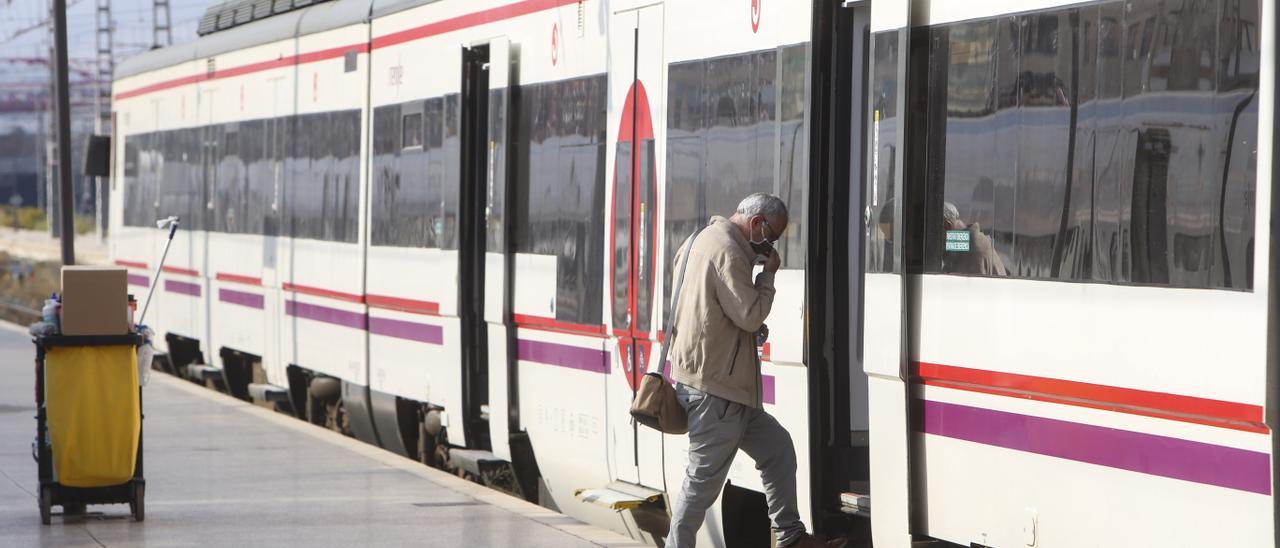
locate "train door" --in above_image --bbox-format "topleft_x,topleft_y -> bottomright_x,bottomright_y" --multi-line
458,40 -> 517,456
485,38 -> 518,461
607,4 -> 665,487
261,78 -> 286,386
198,90 -> 220,361
861,1 -> 914,546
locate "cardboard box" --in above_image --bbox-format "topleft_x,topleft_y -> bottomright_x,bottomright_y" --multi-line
60,266 -> 130,336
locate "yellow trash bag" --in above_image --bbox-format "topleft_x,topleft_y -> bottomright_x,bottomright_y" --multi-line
44,344 -> 140,488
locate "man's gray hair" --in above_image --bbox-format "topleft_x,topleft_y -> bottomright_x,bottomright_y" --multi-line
736,193 -> 788,221
942,202 -> 960,224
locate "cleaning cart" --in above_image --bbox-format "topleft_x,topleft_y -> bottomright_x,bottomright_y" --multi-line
34,332 -> 146,524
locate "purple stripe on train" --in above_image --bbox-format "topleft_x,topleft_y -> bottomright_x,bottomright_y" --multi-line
127,274 -> 149,287
369,316 -> 443,345
517,339 -> 610,374
286,300 -> 367,330
165,279 -> 201,297
921,400 -> 1271,495
219,288 -> 264,310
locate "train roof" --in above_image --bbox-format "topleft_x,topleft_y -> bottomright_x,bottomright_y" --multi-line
116,0 -> 393,81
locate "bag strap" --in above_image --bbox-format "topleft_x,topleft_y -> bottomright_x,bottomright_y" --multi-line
654,225 -> 705,376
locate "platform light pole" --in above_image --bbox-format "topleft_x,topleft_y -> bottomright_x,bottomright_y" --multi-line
52,0 -> 75,265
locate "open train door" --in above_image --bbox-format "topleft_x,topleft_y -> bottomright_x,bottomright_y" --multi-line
484,37 -> 519,463
458,38 -> 519,463
606,3 -> 666,488
861,1 -> 914,546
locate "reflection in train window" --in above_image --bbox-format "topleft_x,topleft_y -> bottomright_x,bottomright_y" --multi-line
402,112 -> 423,149
918,0 -> 1259,290
512,75 -> 607,327
664,44 -> 810,304
371,98 -> 458,250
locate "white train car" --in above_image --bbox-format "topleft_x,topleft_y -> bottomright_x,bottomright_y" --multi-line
863,0 -> 1276,546
113,0 -> 836,546
110,0 -> 1280,546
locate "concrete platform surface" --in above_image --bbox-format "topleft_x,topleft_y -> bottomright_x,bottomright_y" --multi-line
0,324 -> 644,547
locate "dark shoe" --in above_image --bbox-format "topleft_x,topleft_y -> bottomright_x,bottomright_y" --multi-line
785,533 -> 848,548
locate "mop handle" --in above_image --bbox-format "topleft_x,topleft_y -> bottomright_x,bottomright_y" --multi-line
137,221 -> 179,326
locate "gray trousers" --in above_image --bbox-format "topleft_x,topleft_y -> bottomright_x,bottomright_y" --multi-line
665,383 -> 805,548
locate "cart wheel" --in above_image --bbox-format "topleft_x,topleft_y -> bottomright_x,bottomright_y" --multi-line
38,485 -> 51,525
130,483 -> 145,522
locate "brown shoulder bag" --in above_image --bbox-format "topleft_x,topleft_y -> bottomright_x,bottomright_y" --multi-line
630,226 -> 704,435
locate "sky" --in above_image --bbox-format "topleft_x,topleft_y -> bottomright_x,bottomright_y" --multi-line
1,0 -> 210,85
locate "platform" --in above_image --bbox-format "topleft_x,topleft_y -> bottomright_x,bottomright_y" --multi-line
0,323 -> 643,547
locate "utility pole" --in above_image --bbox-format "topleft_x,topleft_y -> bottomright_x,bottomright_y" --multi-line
153,0 -> 172,48
45,8 -> 59,241
95,0 -> 113,239
53,0 -> 75,264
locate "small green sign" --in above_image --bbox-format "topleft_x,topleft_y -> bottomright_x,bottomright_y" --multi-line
945,230 -> 971,252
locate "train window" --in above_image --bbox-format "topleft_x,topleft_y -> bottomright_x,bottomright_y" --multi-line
124,134 -> 158,227
217,127 -> 247,234
372,98 -> 457,250
123,140 -> 139,178
664,45 -> 809,303
917,0 -> 1259,290
512,75 -> 607,326
441,94 -> 461,250
487,87 -> 508,252
866,31 -> 901,274
157,131 -> 187,233
425,98 -> 443,149
612,140 -> 633,329
371,104 -> 404,247
402,111 -> 423,149
777,44 -> 808,269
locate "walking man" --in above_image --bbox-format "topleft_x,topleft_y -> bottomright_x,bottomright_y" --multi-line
666,193 -> 843,548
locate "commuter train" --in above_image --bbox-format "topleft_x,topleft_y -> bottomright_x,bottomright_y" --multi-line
109,0 -> 1276,545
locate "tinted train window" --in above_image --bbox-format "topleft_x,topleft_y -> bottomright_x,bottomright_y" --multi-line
371,97 -> 458,250
919,0 -> 1258,289
121,109 -> 358,242
866,31 -> 901,274
512,75 -> 608,326
123,133 -> 159,228
664,44 -> 810,303
285,110 -> 360,243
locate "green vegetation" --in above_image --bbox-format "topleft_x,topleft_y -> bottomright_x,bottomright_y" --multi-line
0,207 -> 95,235
0,252 -> 61,326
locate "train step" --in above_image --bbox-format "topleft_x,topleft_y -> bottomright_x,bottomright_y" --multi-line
185,363 -> 221,383
448,448 -> 505,477
247,383 -> 289,403
840,481 -> 870,517
573,481 -> 664,511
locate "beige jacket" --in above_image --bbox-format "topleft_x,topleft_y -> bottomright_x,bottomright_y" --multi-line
669,216 -> 775,408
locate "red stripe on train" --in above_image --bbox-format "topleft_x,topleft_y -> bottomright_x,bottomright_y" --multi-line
513,314 -> 607,337
371,0 -> 579,50
915,362 -> 1267,434
114,43 -> 369,101
115,259 -> 148,270
215,272 -> 263,286
366,294 -> 440,316
115,0 -> 574,101
283,282 -> 364,304
161,265 -> 199,277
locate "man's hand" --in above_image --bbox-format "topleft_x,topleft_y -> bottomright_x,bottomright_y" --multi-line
756,323 -> 769,345
764,249 -> 781,273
